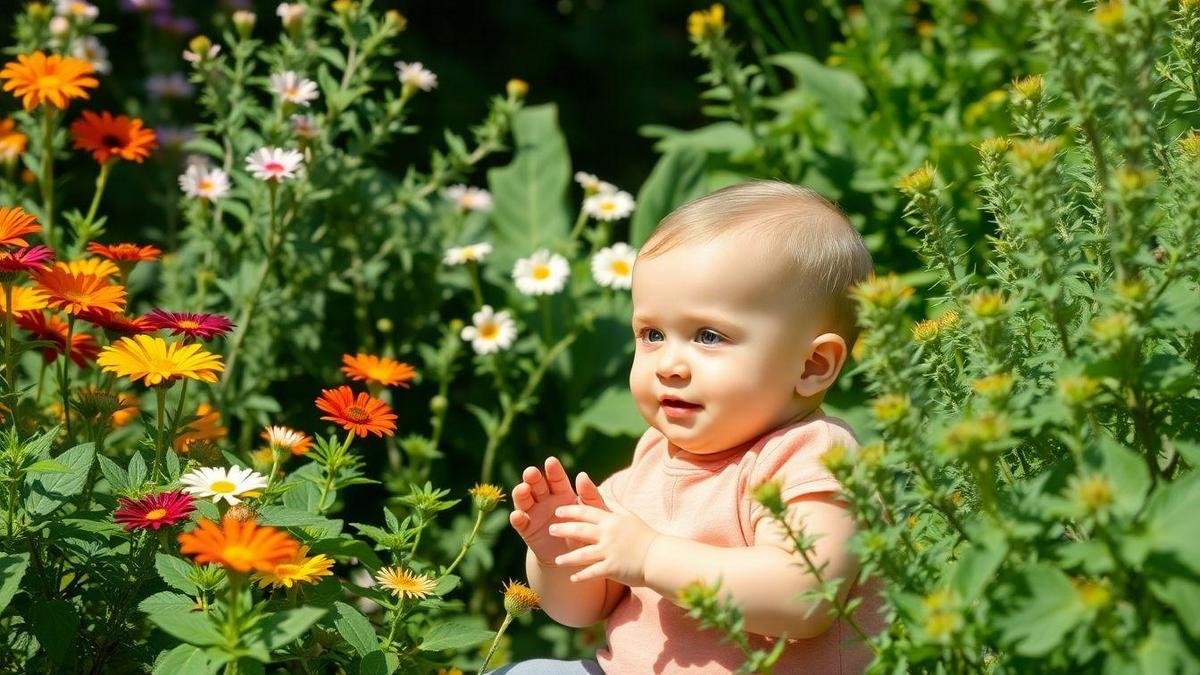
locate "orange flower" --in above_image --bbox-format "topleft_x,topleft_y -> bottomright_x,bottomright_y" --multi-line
70,111 -> 157,164
0,119 -> 27,164
0,285 -> 49,314
32,267 -> 126,315
175,402 -> 227,453
340,353 -> 417,388
177,517 -> 300,573
86,242 -> 162,263
111,392 -> 139,427
0,51 -> 99,111
56,257 -> 121,278
0,206 -> 40,248
315,385 -> 397,438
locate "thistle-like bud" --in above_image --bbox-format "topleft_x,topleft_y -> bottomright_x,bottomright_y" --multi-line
937,309 -> 960,331
752,480 -> 784,516
501,580 -> 540,617
1090,312 -> 1134,345
687,4 -> 726,42
871,394 -> 910,426
1114,276 -> 1147,301
232,10 -> 256,39
1010,75 -> 1045,108
912,318 -> 941,343
331,0 -> 357,17
851,274 -> 915,312
819,444 -> 851,474
385,10 -> 407,31
468,483 -> 505,513
896,163 -> 936,197
1009,138 -> 1061,173
1177,132 -> 1200,159
978,137 -> 1011,161
1068,473 -> 1114,516
971,372 -> 1015,402
1094,0 -> 1126,32
188,35 -> 213,59
506,78 -> 529,101
968,290 -> 1008,319
940,411 -> 1010,459
857,442 -> 886,471
1058,375 -> 1101,407
1113,166 -> 1156,194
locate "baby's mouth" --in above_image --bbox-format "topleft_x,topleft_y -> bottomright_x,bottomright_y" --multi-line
660,397 -> 702,416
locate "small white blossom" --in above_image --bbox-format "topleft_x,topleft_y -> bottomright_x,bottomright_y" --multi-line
395,61 -> 437,92
183,42 -> 221,64
444,185 -> 493,213
461,305 -> 518,355
583,189 -> 635,221
269,71 -> 319,107
591,243 -> 637,290
291,114 -> 318,140
574,171 -> 616,196
180,466 -> 268,506
71,36 -> 110,74
276,2 -> 307,28
55,0 -> 98,22
245,147 -> 304,182
49,16 -> 70,36
443,242 -> 494,266
512,248 -> 570,296
179,164 -> 230,201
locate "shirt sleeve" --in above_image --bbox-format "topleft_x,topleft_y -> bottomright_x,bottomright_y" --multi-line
744,418 -> 858,535
598,427 -> 660,508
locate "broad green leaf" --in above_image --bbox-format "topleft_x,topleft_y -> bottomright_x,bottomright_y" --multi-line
145,610 -> 224,646
1139,473 -> 1200,574
568,387 -> 645,445
152,644 -> 212,675
257,505 -> 334,528
418,620 -> 495,652
640,121 -> 755,155
255,607 -> 326,650
25,443 -> 94,517
0,553 -> 30,614
139,591 -> 197,615
332,601 -> 379,657
950,536 -> 1008,605
127,451 -> 148,488
28,600 -> 79,667
24,459 -> 67,474
767,52 -> 867,122
155,554 -> 200,595
997,564 -> 1088,656
630,146 -> 707,246
359,650 -> 399,675
96,455 -> 128,492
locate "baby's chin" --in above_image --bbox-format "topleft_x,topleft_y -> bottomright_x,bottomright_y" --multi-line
653,415 -> 761,455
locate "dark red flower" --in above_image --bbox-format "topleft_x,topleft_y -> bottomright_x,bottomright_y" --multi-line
15,310 -> 100,367
77,307 -> 151,335
0,245 -> 54,276
113,490 -> 195,531
142,309 -> 234,341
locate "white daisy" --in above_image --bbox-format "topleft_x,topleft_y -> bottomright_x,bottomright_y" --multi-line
291,114 -> 318,140
245,147 -> 304,182
276,2 -> 307,28
395,61 -> 437,92
55,0 -> 98,22
444,184 -> 493,212
461,305 -> 518,355
180,465 -> 268,505
269,71 -> 319,107
512,248 -> 570,296
179,164 -> 230,201
591,243 -> 637,290
443,242 -> 494,266
583,189 -> 635,221
574,171 -> 616,196
262,425 -> 310,455
71,36 -> 110,74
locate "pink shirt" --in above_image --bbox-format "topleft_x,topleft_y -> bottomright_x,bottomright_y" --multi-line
595,412 -> 885,674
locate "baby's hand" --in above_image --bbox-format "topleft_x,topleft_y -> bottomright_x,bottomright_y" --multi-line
509,456 -> 585,566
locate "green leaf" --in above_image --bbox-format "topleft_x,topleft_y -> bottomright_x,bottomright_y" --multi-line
568,387 -> 646,445
767,52 -> 867,122
0,552 -> 30,613
139,591 -> 197,615
96,455 -> 128,492
950,536 -> 1008,605
25,443 -> 95,517
127,451 -> 148,488
28,600 -> 79,667
144,604 -> 223,646
24,459 -> 67,474
155,554 -> 200,595
332,601 -> 379,657
359,650 -> 399,675
630,146 -> 708,246
487,104 -> 572,268
997,564 -> 1088,656
255,607 -> 326,650
152,644 -> 212,675
257,505 -> 334,528
1139,472 -> 1200,574
418,620 -> 495,652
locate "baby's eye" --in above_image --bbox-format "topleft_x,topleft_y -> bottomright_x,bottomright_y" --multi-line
640,328 -> 665,343
696,329 -> 725,346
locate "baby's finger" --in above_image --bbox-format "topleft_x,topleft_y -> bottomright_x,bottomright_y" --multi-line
575,472 -> 605,507
544,456 -> 575,496
511,483 -> 534,511
509,510 -> 531,533
555,504 -> 609,523
522,466 -> 549,499
554,544 -> 603,568
570,561 -> 607,584
548,521 -> 598,543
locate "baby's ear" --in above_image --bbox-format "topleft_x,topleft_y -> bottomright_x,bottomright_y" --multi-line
795,333 -> 847,398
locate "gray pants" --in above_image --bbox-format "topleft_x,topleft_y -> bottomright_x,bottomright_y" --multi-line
489,658 -> 604,674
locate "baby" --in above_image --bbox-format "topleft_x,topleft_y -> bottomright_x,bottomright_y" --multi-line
503,181 -> 881,674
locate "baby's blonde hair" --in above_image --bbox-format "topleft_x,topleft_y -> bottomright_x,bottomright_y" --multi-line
639,180 -> 874,345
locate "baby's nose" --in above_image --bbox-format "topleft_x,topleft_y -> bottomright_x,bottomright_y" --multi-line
656,350 -> 690,379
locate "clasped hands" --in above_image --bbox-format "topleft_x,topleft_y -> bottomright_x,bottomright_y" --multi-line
509,456 -> 660,587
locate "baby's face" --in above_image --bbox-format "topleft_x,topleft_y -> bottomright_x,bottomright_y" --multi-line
629,232 -> 822,454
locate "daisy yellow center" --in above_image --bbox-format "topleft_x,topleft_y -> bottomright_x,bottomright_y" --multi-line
210,480 -> 237,493
532,265 -> 551,280
144,508 -> 168,521
479,322 -> 499,340
610,260 -> 631,276
198,180 -> 213,192
178,319 -> 201,329
346,406 -> 370,422
600,201 -> 616,213
221,544 -> 255,569
264,161 -> 284,173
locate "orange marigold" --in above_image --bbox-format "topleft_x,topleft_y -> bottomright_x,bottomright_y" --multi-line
174,402 -> 227,453
315,385 -> 397,438
0,206 -> 40,249
0,119 -> 27,163
32,267 -> 126,315
340,353 -> 417,388
86,241 -> 162,262
0,51 -> 98,111
70,111 -> 157,164
177,516 -> 300,573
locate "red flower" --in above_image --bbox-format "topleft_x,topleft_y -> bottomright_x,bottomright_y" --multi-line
77,307 -> 151,335
69,111 -> 157,164
0,245 -> 54,276
86,242 -> 162,262
16,310 -> 100,367
315,385 -> 397,438
113,490 -> 195,531
142,309 -> 234,341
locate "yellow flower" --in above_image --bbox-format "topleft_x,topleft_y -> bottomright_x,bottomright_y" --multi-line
896,163 -> 936,197
971,372 -> 1015,401
871,394 -> 910,425
502,579 -> 540,617
1009,138 -> 1061,172
1010,74 -> 1045,105
0,285 -> 48,314
978,137 -> 1011,160
1069,474 -> 1114,515
911,318 -> 941,343
506,79 -> 528,100
852,274 -> 915,311
469,483 -> 505,513
97,334 -> 224,386
375,566 -> 436,600
255,547 -> 335,589
1058,375 -> 1101,406
687,4 -> 725,41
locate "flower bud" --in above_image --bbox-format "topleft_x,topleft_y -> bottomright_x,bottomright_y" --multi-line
911,318 -> 941,343
225,503 -> 257,523
936,309 -> 960,330
27,3 -> 51,22
506,78 -> 529,100
1009,138 -> 1061,173
332,0 -> 356,17
820,444 -> 851,474
1058,375 -> 1101,407
502,580 -> 540,617
1177,131 -> 1200,159
448,318 -> 465,332
978,137 -> 1011,161
1072,578 -> 1111,610
375,317 -> 393,333
468,483 -> 505,513
188,35 -> 213,58
851,331 -> 868,362
851,274 -> 915,312
1010,74 -> 1045,108
1094,0 -> 1125,32
429,395 -> 448,415
385,10 -> 407,31
896,163 -> 936,197
1069,473 -> 1114,516
1113,166 -> 1156,194
687,4 -> 726,41
752,480 -> 784,516
971,372 -> 1015,402
1090,312 -> 1133,345
232,10 -> 256,39
940,411 -> 1010,459
871,394 -> 910,426
968,290 -> 1008,318
1113,276 -> 1147,302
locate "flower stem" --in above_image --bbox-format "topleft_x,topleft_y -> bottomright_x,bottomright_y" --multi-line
40,109 -> 56,249
151,386 -> 168,483
467,261 -> 484,308
220,184 -> 280,395
60,317 -> 74,439
81,160 -> 114,233
3,282 -> 17,430
566,206 -> 589,245
480,614 -> 514,674
442,508 -> 484,578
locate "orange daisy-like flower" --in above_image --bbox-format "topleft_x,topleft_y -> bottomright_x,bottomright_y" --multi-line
177,516 -> 300,573
0,285 -> 49,314
76,307 -> 151,335
32,267 -> 126,315
97,334 -> 223,386
0,119 -> 27,163
175,402 -> 227,453
315,385 -> 397,438
0,52 -> 98,111
70,111 -> 157,164
56,258 -> 122,278
341,353 -> 417,389
111,392 -> 140,427
86,241 -> 162,263
0,206 -> 40,249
